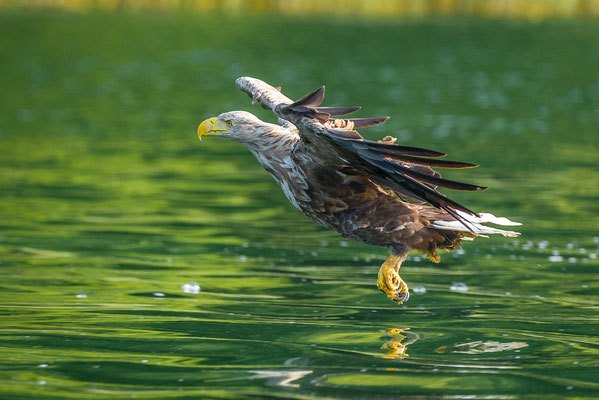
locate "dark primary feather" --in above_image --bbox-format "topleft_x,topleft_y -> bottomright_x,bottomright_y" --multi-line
286,86 -> 329,121
326,128 -> 363,140
359,151 -> 485,191
316,106 -> 361,116
381,154 -> 479,169
356,140 -> 447,158
291,86 -> 325,108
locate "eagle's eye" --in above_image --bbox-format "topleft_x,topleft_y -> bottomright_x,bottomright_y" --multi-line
225,120 -> 234,127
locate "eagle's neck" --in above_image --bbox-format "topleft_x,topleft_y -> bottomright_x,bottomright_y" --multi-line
245,126 -> 310,211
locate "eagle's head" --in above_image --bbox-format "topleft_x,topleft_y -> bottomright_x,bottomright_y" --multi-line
197,111 -> 271,144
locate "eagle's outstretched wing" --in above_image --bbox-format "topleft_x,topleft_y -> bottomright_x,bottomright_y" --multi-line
236,77 -> 487,229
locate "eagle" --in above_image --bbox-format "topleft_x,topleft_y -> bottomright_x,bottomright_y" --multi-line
197,77 -> 520,305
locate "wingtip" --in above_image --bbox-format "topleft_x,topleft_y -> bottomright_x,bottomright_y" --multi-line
291,86 -> 326,108
316,85 -> 325,98
463,163 -> 479,169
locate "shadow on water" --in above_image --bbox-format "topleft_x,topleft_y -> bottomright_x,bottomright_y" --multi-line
1,10 -> 598,400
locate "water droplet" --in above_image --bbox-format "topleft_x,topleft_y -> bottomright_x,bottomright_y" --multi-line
412,286 -> 427,295
548,255 -> 563,262
450,282 -> 468,292
181,282 -> 200,294
38,364 -> 48,368
75,294 -> 87,299
153,292 -> 165,297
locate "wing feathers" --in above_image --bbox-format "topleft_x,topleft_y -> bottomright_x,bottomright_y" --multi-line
390,164 -> 487,191
353,140 -> 447,158
316,106 -> 361,116
372,173 -> 478,216
357,151 -> 485,191
327,128 -> 364,140
279,83 -> 486,225
290,86 -> 325,109
333,117 -> 390,128
382,154 -> 479,169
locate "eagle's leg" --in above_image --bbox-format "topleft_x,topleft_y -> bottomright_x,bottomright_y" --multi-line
377,253 -> 410,305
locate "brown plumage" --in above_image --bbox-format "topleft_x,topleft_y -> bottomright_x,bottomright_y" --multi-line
197,77 -> 521,305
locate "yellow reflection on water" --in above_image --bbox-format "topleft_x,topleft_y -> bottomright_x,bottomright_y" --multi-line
380,327 -> 419,359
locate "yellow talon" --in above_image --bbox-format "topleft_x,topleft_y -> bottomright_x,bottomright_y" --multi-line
377,254 -> 410,304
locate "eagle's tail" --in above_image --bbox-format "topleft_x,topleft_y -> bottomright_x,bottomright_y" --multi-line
429,210 -> 521,238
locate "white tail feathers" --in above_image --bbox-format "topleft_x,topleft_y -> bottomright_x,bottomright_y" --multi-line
430,211 -> 522,238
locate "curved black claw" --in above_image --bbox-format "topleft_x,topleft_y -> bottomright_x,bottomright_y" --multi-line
393,290 -> 409,304
392,280 -> 410,304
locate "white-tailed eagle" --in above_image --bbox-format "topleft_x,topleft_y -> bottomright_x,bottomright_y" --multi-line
197,77 -> 520,305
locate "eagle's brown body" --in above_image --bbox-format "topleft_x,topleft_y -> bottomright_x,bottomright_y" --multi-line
197,77 -> 520,304
249,121 -> 461,262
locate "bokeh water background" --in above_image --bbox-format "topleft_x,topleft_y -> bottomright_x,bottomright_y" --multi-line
1,12 -> 598,399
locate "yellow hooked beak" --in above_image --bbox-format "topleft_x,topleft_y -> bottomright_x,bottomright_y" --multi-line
197,117 -> 230,140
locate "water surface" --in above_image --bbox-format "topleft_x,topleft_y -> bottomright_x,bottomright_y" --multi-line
1,12 -> 598,399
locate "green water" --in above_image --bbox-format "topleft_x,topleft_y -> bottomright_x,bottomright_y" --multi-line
1,11 -> 599,399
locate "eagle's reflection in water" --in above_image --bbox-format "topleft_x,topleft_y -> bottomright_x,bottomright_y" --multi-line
380,328 -> 420,359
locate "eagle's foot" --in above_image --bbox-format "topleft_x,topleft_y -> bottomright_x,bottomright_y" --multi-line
377,254 -> 410,305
